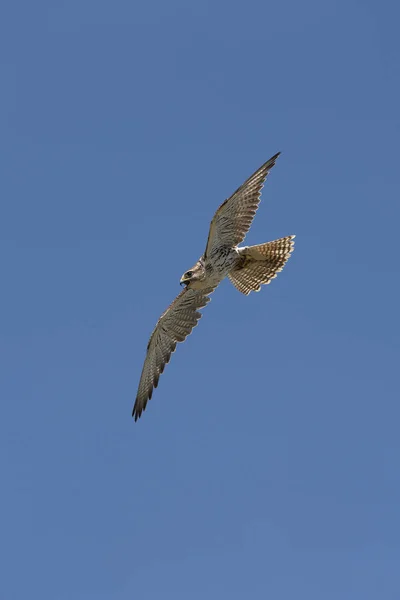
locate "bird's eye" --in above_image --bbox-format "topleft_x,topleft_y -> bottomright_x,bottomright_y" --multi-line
185,271 -> 193,278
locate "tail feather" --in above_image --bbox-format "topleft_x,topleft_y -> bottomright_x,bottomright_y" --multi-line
229,235 -> 295,295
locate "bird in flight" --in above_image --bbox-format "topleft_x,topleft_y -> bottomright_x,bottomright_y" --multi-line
133,152 -> 295,420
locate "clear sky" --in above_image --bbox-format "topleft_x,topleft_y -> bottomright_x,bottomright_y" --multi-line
1,1 -> 400,598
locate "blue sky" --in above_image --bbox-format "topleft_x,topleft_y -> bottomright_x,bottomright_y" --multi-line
1,0 -> 400,598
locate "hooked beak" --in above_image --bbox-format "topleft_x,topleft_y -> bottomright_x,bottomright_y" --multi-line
180,277 -> 189,287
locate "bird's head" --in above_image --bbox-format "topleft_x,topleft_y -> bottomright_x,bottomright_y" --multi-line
180,260 -> 205,287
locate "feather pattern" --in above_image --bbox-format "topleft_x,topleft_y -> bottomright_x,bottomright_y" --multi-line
133,286 -> 215,420
205,152 -> 281,257
228,236 -> 295,295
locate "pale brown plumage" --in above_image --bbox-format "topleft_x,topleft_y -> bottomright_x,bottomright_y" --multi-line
205,153 -> 280,257
133,286 -> 216,420
133,152 -> 295,420
228,236 -> 295,295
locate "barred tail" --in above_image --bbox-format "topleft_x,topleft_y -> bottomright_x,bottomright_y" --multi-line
229,235 -> 295,295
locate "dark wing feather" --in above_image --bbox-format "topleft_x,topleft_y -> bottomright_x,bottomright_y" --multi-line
205,153 -> 280,257
133,286 -> 215,420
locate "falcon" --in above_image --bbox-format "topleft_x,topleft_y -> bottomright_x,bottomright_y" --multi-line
133,152 -> 295,420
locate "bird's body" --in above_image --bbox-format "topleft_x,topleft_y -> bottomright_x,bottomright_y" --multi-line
207,245 -> 241,279
185,246 -> 240,290
133,152 -> 295,420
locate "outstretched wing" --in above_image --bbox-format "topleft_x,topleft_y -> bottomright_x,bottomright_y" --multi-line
133,285 -> 216,420
205,153 -> 281,257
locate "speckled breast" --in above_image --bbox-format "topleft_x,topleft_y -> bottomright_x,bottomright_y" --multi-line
206,246 -> 240,279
